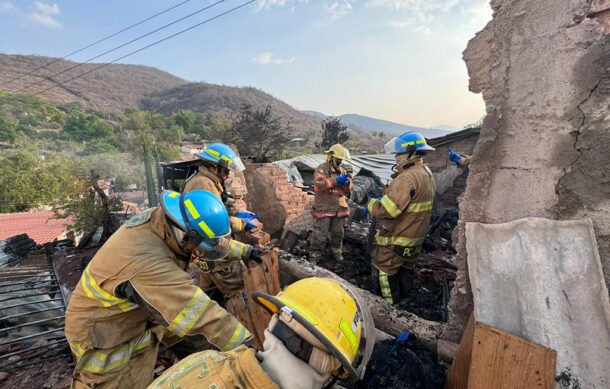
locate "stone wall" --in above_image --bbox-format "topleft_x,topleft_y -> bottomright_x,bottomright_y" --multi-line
443,0 -> 610,343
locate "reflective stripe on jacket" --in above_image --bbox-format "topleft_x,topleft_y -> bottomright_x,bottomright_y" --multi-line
148,345 -> 278,389
65,207 -> 251,374
311,161 -> 352,218
369,159 -> 435,274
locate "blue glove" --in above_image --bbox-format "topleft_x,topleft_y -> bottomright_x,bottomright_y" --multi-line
396,331 -> 410,343
237,211 -> 260,221
363,208 -> 369,217
336,173 -> 350,186
448,148 -> 463,164
243,219 -> 257,231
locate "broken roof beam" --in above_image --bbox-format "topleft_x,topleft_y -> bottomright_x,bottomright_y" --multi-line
277,252 -> 443,349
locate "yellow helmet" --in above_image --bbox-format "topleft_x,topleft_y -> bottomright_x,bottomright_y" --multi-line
253,277 -> 374,381
325,144 -> 351,162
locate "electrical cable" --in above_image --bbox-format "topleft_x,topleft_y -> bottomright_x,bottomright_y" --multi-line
33,0 -> 256,97
16,0 -> 230,94
0,0 -> 195,88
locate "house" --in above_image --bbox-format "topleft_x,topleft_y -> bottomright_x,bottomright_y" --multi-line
180,143 -> 205,155
0,211 -> 74,245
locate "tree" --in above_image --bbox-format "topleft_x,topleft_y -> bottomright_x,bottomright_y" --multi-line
230,105 -> 291,160
0,116 -> 18,143
62,111 -> 116,143
317,117 -> 350,150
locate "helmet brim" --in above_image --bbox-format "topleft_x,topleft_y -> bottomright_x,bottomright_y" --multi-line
160,190 -> 187,231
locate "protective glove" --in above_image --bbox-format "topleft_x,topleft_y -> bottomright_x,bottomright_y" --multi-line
248,248 -> 263,263
448,148 -> 463,164
243,219 -> 257,231
362,208 -> 369,217
336,173 -> 350,186
237,211 -> 260,221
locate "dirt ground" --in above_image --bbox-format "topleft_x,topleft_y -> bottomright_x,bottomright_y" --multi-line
0,355 -> 73,388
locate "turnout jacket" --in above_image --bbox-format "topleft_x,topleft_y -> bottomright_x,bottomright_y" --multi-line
148,345 -> 278,389
65,208 -> 251,375
311,161 -> 353,218
184,167 -> 246,233
368,158 -> 436,274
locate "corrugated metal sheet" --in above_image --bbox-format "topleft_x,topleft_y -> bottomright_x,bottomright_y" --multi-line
275,154 -> 396,184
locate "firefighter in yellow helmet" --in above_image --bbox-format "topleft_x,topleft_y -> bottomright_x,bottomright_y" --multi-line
367,132 -> 436,305
309,144 -> 353,263
148,277 -> 375,389
65,190 -> 256,389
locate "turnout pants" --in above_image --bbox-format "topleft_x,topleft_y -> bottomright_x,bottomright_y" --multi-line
371,264 -> 415,305
309,216 -> 346,259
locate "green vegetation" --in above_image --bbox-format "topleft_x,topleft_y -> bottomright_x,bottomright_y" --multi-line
0,92 -> 195,216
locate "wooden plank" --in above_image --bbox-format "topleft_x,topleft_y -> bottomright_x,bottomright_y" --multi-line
225,293 -> 258,348
444,312 -> 475,389
468,323 -> 556,389
242,251 -> 281,347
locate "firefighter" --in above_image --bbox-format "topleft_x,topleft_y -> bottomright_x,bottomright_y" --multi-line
367,132 -> 436,305
184,142 -> 258,233
309,144 -> 353,263
183,142 -> 259,297
148,277 -> 375,389
65,190 -> 261,389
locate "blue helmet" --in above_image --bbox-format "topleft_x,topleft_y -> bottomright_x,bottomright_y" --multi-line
160,190 -> 231,252
384,131 -> 435,154
195,143 -> 246,172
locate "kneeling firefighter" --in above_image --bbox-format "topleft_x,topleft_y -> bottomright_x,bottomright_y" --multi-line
148,277 -> 375,389
309,144 -> 353,263
183,142 -> 262,297
65,190 -> 258,389
367,132 -> 436,305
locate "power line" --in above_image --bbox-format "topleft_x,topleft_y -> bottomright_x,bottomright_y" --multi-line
17,0 -> 229,94
33,0 -> 256,97
0,0 -> 196,89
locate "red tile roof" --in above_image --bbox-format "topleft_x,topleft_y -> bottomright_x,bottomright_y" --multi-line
0,211 -> 73,244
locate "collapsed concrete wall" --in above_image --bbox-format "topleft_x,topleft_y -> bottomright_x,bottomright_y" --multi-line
444,0 -> 610,343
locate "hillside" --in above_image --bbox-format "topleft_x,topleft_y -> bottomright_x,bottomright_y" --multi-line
0,54 -> 321,137
141,83 -> 321,135
0,54 -> 187,111
335,114 -> 454,138
303,111 -> 456,139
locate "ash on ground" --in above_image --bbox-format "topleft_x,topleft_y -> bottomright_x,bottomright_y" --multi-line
348,338 -> 446,389
289,213 -> 457,323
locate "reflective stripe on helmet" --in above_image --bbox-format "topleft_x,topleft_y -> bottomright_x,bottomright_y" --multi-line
183,199 -> 200,220
167,288 -> 211,337
81,264 -> 138,312
76,330 -> 154,373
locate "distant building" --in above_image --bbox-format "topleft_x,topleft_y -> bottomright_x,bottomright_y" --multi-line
181,144 -> 205,155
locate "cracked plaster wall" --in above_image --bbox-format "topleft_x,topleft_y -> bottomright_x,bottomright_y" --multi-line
443,0 -> 610,343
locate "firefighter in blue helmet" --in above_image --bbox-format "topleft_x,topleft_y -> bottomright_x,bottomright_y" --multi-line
65,190 -> 254,389
367,132 -> 436,305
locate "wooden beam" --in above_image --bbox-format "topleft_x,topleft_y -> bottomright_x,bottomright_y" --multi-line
277,252 -> 443,349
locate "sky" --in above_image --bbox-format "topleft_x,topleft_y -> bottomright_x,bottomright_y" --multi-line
0,0 -> 492,128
